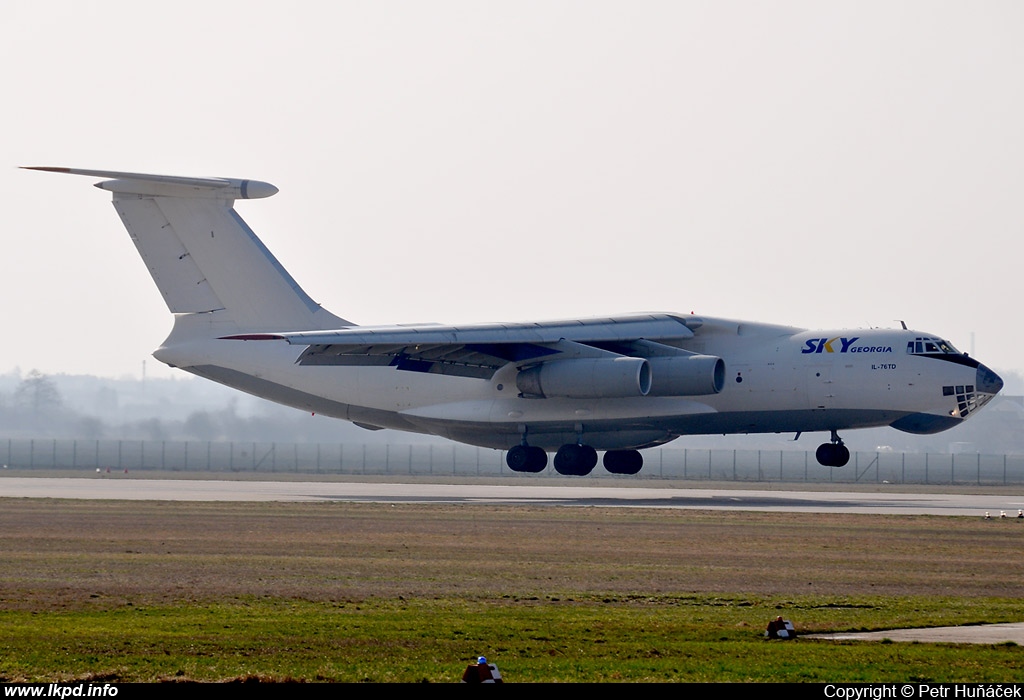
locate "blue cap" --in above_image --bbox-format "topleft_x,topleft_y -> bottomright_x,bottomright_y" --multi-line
478,656 -> 487,664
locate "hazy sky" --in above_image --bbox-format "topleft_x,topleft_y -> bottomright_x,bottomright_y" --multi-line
3,2 -> 1023,380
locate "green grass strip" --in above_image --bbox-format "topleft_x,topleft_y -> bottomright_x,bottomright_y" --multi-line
1,595 -> 1022,683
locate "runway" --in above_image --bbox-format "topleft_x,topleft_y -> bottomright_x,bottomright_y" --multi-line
5,474 -> 1024,645
3,475 -> 1024,517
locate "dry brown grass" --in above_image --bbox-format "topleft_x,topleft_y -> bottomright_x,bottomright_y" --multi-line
1,497 -> 1023,612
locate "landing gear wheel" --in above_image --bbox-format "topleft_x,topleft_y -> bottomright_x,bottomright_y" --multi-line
506,445 -> 530,472
579,445 -> 598,472
815,443 -> 850,467
524,446 -> 547,472
506,445 -> 548,473
554,444 -> 598,476
603,449 -> 644,475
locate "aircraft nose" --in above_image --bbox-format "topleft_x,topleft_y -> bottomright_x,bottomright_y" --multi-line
976,363 -> 1003,395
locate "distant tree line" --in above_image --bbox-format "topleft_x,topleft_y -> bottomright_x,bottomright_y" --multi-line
0,370 -> 388,444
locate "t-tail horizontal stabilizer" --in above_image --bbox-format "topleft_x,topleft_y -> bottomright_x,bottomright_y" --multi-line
23,166 -> 348,335
21,166 -> 279,200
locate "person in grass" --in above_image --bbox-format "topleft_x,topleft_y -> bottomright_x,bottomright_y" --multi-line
461,656 -> 503,683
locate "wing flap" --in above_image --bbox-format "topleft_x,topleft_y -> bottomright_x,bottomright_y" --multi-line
293,339 -> 604,378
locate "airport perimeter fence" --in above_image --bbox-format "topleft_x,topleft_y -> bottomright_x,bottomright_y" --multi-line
3,437 -> 1024,486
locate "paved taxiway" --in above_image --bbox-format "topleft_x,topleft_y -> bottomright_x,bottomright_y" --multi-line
807,622 -> 1024,644
2,476 -> 1024,517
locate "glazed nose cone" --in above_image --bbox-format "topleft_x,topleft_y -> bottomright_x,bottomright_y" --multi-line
976,363 -> 1003,395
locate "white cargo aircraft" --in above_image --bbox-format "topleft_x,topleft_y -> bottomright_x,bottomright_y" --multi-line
25,167 -> 1004,475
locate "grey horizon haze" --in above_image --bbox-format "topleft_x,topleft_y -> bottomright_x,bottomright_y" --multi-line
3,2 -> 1022,381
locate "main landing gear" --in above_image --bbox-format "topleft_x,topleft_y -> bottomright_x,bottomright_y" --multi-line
553,444 -> 598,475
602,449 -> 644,475
815,430 -> 850,467
505,444 -> 548,473
505,443 -> 644,475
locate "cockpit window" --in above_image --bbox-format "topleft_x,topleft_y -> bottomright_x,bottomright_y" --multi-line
906,337 -> 961,356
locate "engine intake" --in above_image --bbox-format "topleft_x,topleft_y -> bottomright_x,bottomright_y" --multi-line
516,358 -> 651,399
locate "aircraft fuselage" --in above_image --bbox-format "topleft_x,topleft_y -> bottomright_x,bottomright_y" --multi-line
155,318 -> 999,453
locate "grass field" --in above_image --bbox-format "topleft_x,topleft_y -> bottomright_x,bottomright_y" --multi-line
1,495 -> 1023,682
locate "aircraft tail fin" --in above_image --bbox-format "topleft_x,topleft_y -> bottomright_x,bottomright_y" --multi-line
24,167 -> 349,335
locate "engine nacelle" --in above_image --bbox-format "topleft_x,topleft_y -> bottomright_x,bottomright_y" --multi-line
646,354 -> 725,396
516,358 -> 651,399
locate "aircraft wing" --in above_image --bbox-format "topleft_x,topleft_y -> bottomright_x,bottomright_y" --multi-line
223,313 -> 701,379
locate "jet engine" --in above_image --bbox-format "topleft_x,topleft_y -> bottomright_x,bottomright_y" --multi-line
646,355 -> 725,396
516,357 -> 651,399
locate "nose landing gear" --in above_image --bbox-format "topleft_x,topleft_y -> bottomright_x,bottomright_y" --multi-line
815,430 -> 850,467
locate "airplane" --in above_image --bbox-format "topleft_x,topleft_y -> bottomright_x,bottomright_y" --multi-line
23,166 -> 1004,476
